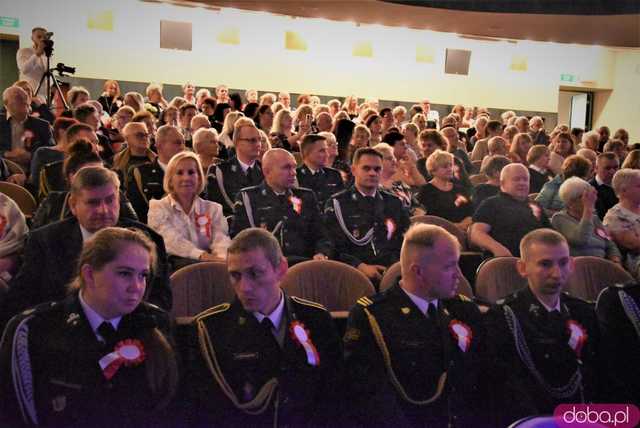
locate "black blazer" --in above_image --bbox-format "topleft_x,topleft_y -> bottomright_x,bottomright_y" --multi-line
0,114 -> 53,158
1,217 -> 172,328
589,177 -> 618,220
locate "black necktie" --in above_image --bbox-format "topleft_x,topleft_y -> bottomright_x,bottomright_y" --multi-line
427,304 -> 438,321
98,321 -> 118,348
261,317 -> 276,336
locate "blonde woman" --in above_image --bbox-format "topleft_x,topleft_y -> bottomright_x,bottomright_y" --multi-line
219,111 -> 245,149
148,152 -> 230,269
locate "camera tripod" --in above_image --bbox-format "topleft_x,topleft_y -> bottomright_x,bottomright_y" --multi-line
34,42 -> 69,113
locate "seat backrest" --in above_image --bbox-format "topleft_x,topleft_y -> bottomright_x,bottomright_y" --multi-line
410,215 -> 468,250
379,261 -> 474,298
475,257 -> 527,303
507,416 -> 557,428
4,159 -> 24,176
170,261 -> 235,317
280,260 -> 375,311
0,182 -> 37,216
567,256 -> 633,302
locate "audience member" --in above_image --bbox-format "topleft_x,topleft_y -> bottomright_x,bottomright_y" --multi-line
33,139 -> 138,229
206,118 -> 263,215
373,143 -> 418,213
1,166 -> 171,329
590,152 -> 619,219
536,154 -> 591,214
485,229 -> 601,425
526,145 -> 553,193
417,150 -> 472,230
192,127 -> 220,173
148,152 -> 229,270
296,134 -> 344,206
177,103 -> 197,148
551,177 -> 621,262
604,169 -> 640,277
75,102 -> 115,160
528,116 -> 549,146
112,122 -> 156,185
97,79 -> 123,115
215,84 -> 230,104
324,148 -> 410,281
548,132 -> 576,175
509,132 -> 533,164
182,82 -> 196,104
145,82 -> 168,114
127,125 -> 186,223
231,148 -> 331,264
471,163 -> 550,257
0,86 -> 53,172
603,139 -> 628,163
597,125 -> 611,152
29,116 -> 76,189
472,155 -> 511,210
621,149 -> 640,169
0,193 -> 28,281
0,227 -> 178,427
218,110 -> 245,150
344,223 -> 487,427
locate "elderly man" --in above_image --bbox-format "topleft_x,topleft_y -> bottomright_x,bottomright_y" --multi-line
1,167 -> 171,329
589,152 -> 619,219
344,224 -> 486,427
0,86 -> 53,171
231,148 -> 331,264
278,91 -> 291,109
112,121 -> 156,185
470,163 -> 550,257
324,148 -> 410,282
206,117 -> 264,216
528,116 -> 549,146
16,27 -> 48,98
127,125 -> 185,223
188,228 -> 342,426
296,134 -> 344,207
485,229 -> 600,425
604,168 -> 640,277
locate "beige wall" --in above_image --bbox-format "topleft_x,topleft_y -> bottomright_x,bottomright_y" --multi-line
4,0 -> 639,139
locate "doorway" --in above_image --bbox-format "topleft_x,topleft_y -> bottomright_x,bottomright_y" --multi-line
558,89 -> 593,131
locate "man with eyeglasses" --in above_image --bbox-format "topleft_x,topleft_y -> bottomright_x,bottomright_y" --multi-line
589,152 -> 619,219
206,117 -> 263,216
127,125 -> 186,223
112,122 -> 156,189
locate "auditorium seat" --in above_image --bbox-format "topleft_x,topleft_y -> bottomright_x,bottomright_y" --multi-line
475,257 -> 527,303
170,261 -> 235,317
379,261 -> 474,299
0,182 -> 37,217
507,415 -> 557,428
567,256 -> 633,301
469,173 -> 489,186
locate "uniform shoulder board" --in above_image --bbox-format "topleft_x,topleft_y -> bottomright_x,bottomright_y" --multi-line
142,301 -> 166,314
356,296 -> 375,307
612,280 -> 637,289
291,296 -> 327,311
195,303 -> 231,321
294,186 -> 313,195
331,188 -> 350,199
495,298 -> 506,305
456,294 -> 472,302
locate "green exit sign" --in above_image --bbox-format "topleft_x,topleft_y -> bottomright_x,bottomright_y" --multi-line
0,16 -> 19,29
560,73 -> 577,83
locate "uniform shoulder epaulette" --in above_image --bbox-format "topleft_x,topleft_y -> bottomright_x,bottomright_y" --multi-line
291,296 -> 326,311
293,186 -> 314,195
356,296 -> 374,307
454,293 -> 473,302
612,280 -> 638,290
141,301 -> 166,314
331,188 -> 351,199
195,303 -> 231,321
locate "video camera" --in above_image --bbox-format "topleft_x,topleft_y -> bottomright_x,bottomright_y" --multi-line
42,31 -> 54,57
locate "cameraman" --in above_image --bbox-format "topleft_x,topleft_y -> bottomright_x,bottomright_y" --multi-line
16,27 -> 48,99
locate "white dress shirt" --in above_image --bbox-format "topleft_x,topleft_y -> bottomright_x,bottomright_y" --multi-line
253,292 -> 286,345
16,47 -> 47,98
402,287 -> 439,317
148,194 -> 231,260
78,291 -> 122,342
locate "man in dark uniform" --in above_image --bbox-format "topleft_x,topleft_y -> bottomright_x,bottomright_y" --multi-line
296,134 -> 344,207
206,117 -> 263,216
596,281 -> 640,403
127,125 -> 185,223
343,224 -> 487,427
187,228 -> 343,427
324,148 -> 410,283
231,148 -> 331,264
484,229 -> 601,426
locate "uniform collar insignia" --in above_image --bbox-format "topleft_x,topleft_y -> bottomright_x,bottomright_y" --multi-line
529,304 -> 540,317
66,312 -> 80,325
231,164 -> 237,173
238,316 -> 246,325
401,307 -> 411,314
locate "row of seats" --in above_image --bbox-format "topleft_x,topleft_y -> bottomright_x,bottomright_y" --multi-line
169,255 -> 627,319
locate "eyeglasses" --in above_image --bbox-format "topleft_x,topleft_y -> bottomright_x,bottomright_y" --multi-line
238,137 -> 260,144
132,132 -> 149,139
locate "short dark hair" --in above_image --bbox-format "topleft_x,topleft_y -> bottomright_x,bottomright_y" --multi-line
483,155 -> 511,178
561,155 -> 592,179
379,107 -> 392,117
486,120 -> 503,134
178,103 -> 197,116
66,123 -> 94,143
63,139 -> 102,179
300,134 -> 326,158
353,147 -> 383,165
53,117 -> 78,140
73,103 -> 97,123
520,228 -> 567,261
382,131 -> 404,146
597,151 -> 619,164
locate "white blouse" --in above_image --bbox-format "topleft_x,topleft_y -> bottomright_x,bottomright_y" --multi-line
148,195 -> 231,260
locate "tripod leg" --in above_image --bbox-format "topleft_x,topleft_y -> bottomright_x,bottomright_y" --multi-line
51,77 -> 69,112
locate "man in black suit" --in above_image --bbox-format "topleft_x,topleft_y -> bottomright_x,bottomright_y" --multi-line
1,166 -> 172,328
296,134 -> 344,207
0,86 -> 53,173
206,117 -> 263,216
127,125 -> 185,223
589,152 -> 619,219
188,228 -> 342,427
